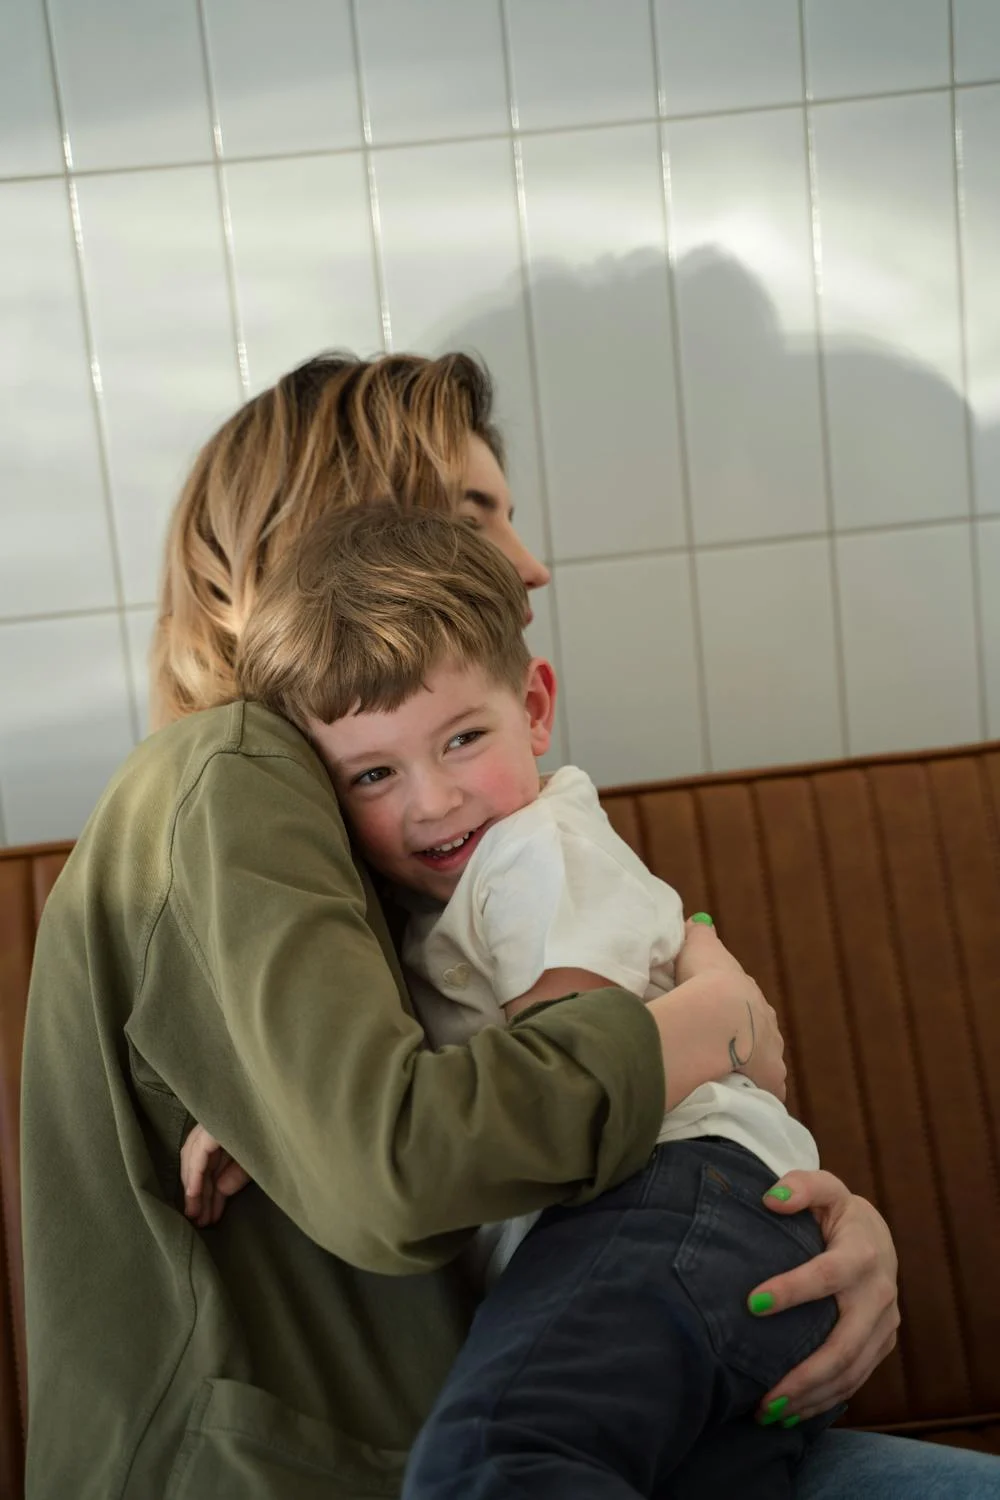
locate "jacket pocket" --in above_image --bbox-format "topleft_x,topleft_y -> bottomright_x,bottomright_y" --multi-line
672,1162 -> 838,1393
166,1378 -> 408,1500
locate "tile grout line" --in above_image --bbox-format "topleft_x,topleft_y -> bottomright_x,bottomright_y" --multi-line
0,604 -> 157,629
650,0 -> 714,775
948,0 -> 991,742
195,0 -> 250,398
38,0 -> 142,748
498,0 -> 571,765
348,0 -> 392,352
553,511 -> 983,567
798,0 -> 850,759
7,78 -> 1000,189
1,514 -> 992,631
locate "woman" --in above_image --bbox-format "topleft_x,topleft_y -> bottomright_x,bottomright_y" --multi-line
154,352 -> 996,1496
20,353 -> 994,1498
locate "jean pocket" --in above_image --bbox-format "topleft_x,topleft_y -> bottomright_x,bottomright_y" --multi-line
166,1378 -> 408,1500
672,1162 -> 838,1392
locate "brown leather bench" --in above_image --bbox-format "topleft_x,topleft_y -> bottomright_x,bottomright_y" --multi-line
3,742 -> 1000,1496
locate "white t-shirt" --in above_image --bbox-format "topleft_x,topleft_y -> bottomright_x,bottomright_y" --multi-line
402,765 -> 818,1278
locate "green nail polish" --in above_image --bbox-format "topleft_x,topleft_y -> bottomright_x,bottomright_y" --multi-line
781,1415 -> 802,1429
758,1396 -> 789,1426
690,912 -> 714,926
766,1185 -> 793,1202
748,1291 -> 775,1315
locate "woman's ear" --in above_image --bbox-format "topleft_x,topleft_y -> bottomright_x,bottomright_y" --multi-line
524,657 -> 557,759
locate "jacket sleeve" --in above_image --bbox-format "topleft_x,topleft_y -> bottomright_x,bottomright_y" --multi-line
153,746 -> 665,1274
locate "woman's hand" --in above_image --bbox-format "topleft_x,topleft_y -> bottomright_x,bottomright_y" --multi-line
747,1170 -> 900,1422
673,915 -> 746,986
657,917 -> 786,1102
180,1123 -> 252,1228
647,963 -> 786,1108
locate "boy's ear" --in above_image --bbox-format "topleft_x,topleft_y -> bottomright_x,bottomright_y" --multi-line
524,657 -> 557,758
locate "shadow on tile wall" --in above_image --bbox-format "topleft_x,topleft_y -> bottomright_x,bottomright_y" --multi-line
427,247 -> 990,786
2,245 -> 993,840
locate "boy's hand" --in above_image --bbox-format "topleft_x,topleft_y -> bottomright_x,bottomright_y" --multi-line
674,915 -> 745,986
180,1123 -> 251,1229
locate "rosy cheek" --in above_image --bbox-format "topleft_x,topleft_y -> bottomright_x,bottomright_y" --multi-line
472,753 -> 536,819
345,804 -> 396,865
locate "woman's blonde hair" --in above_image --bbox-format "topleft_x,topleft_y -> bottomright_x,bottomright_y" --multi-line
151,351 -> 502,728
237,503 -> 530,732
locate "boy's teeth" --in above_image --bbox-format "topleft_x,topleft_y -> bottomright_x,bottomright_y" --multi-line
428,832 -> 472,854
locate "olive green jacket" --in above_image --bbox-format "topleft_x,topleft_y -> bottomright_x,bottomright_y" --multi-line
21,702 -> 664,1499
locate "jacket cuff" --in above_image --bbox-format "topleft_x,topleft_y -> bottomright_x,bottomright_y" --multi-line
512,988 -> 665,1203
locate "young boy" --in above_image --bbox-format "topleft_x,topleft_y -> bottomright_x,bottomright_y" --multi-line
184,504 -> 838,1498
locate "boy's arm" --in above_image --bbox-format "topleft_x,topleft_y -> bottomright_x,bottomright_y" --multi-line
502,921 -> 747,1016
152,749 -> 665,1273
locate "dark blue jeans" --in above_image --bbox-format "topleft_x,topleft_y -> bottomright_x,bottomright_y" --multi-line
403,1138 -> 839,1500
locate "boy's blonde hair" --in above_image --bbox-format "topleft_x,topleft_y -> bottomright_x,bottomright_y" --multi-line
152,351 -> 502,728
237,503 -> 530,731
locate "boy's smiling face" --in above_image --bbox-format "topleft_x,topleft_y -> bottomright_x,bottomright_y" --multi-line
310,657 -> 556,902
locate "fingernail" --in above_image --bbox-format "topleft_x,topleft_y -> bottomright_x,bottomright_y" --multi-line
781,1415 -> 802,1429
766,1185 -> 793,1202
758,1396 -> 789,1426
690,912 -> 714,926
748,1291 -> 775,1315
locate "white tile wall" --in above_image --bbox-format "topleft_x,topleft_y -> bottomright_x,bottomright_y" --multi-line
356,0 -> 509,144
224,153 -> 383,392
0,179 -> 116,617
0,614 -> 135,843
506,0 -> 657,131
204,0 -> 360,158
957,84 -> 1000,514
519,125 -> 685,560
654,0 -> 802,116
2,0 -> 997,844
810,93 -> 968,529
976,518 -> 1000,737
373,137 -> 547,562
0,0 -> 63,178
74,166 -> 242,604
667,108 -> 826,544
954,0 -> 1000,85
555,555 -> 704,786
837,526 -> 981,755
47,0 -> 212,171
697,538 -> 843,769
803,0 -> 950,101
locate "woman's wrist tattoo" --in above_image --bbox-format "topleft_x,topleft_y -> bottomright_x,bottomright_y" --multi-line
729,998 -> 756,1069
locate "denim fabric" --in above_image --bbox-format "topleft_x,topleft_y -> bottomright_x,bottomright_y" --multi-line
403,1138 -> 839,1500
797,1430 -> 1000,1498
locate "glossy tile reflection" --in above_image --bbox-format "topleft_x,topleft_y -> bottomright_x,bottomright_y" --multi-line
205,0 -> 360,157
811,93 -> 968,529
74,167 -> 241,605
668,108 -> 826,544
2,0 -> 999,841
520,125 -> 684,561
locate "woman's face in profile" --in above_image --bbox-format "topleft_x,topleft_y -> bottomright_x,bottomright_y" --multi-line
457,436 -> 550,621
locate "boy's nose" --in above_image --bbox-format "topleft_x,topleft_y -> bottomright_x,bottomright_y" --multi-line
412,771 -> 463,826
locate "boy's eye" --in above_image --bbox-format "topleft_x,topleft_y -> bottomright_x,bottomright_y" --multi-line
354,766 -> 393,788
459,513 -> 483,532
447,730 -> 484,752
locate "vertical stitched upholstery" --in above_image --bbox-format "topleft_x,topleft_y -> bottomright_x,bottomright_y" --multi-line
602,744 -> 1000,1436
